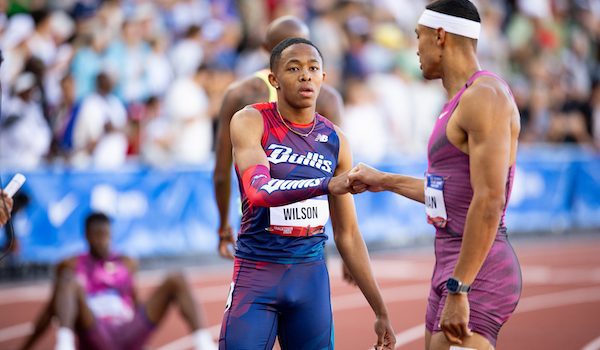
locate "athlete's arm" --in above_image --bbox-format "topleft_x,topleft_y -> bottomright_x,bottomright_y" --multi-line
122,256 -> 140,305
213,84 -> 247,258
348,163 -> 425,204
316,84 -> 343,125
19,259 -> 76,350
329,127 -> 396,349
441,81 -> 515,343
231,107 -> 348,208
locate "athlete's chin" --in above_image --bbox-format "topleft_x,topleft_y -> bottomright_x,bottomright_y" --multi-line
291,99 -> 315,109
421,70 -> 441,80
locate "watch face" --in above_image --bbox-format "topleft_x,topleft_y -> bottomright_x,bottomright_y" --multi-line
446,278 -> 459,292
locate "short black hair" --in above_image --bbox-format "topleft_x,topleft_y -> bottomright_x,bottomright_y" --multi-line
85,212 -> 110,232
426,0 -> 481,23
270,37 -> 323,71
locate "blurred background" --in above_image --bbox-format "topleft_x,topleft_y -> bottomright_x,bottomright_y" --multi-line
0,0 -> 598,270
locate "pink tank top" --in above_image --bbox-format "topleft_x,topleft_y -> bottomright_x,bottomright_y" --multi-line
75,253 -> 135,325
426,70 -> 515,237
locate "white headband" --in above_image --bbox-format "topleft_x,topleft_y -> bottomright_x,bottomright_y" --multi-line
417,9 -> 481,40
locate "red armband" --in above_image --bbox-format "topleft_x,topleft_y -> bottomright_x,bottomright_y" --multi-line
241,165 -> 331,207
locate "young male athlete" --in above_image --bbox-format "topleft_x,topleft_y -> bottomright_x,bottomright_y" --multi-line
218,38 -> 395,350
19,212 -> 217,350
348,1 -> 522,349
212,15 -> 343,260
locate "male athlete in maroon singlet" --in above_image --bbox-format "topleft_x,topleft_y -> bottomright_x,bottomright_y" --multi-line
349,1 -> 521,349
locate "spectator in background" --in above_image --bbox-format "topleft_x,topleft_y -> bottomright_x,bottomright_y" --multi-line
105,17 -> 151,103
140,96 -> 171,166
0,72 -> 52,169
27,10 -> 56,69
169,25 -> 204,78
342,78 -> 388,163
70,29 -> 109,100
51,73 -> 80,160
163,64 -> 213,165
592,81 -> 600,149
0,14 -> 34,91
146,35 -> 174,98
71,72 -> 128,168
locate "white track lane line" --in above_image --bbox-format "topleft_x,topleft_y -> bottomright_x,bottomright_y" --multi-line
0,323 -> 33,343
582,335 -> 600,350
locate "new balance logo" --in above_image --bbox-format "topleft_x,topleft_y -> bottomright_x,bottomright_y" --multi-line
315,133 -> 328,142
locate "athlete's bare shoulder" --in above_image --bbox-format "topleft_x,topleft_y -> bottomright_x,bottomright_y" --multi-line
316,83 -> 343,125
119,256 -> 138,274
232,104 -> 263,122
225,75 -> 270,109
457,76 -> 516,128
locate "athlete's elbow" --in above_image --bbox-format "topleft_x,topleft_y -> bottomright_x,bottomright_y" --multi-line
213,171 -> 230,187
245,193 -> 271,208
333,229 -> 361,246
475,192 -> 506,218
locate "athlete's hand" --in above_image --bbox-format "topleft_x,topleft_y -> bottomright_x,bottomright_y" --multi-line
348,163 -> 387,193
373,315 -> 396,350
0,192 -> 13,226
218,226 -> 235,259
328,171 -> 352,195
439,293 -> 473,344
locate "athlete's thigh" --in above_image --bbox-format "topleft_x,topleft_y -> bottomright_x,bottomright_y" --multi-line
429,331 -> 494,350
277,260 -> 333,350
219,258 -> 284,350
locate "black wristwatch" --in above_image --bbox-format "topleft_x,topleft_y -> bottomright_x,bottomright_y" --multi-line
446,277 -> 471,294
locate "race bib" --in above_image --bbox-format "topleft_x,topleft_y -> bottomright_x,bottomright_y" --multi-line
87,291 -> 134,323
269,196 -> 330,235
425,174 -> 448,228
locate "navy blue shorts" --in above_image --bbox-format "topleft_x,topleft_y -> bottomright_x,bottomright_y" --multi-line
219,257 -> 333,350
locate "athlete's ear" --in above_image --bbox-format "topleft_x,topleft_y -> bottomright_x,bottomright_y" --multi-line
436,28 -> 446,46
268,72 -> 280,89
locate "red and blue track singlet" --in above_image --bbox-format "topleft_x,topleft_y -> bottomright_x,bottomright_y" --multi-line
234,102 -> 340,264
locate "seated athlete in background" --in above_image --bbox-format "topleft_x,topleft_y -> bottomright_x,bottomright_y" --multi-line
19,212 -> 217,350
218,37 -> 395,350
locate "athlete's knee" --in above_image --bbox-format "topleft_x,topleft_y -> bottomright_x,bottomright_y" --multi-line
164,271 -> 189,291
55,271 -> 83,294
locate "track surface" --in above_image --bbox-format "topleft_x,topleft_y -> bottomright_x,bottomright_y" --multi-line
0,235 -> 599,350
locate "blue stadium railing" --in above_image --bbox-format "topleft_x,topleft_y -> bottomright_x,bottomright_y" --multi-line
2,145 -> 599,263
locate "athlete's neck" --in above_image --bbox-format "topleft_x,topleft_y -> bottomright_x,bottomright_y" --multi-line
441,47 -> 481,98
276,101 -> 316,124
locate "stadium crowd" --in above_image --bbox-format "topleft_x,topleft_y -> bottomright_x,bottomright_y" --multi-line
0,0 -> 598,170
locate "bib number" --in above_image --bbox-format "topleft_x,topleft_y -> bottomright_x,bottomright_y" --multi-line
87,291 -> 134,322
269,196 -> 330,234
425,174 -> 448,228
